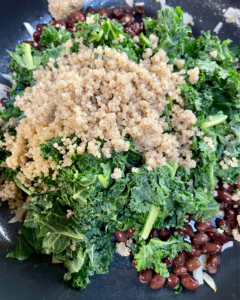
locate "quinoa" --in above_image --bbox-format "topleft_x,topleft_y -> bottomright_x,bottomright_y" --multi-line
5,41 -> 198,182
209,50 -> 218,58
48,0 -> 84,20
174,58 -> 185,69
0,180 -> 23,214
187,67 -> 200,85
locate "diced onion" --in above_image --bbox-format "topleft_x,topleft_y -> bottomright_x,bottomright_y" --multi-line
221,241 -> 234,252
52,256 -> 62,264
1,73 -> 12,82
158,0 -> 167,8
202,272 -> 217,292
23,22 -> 35,39
8,204 -> 28,223
213,22 -> 223,34
0,83 -> 11,99
183,12 -> 194,25
223,7 -> 240,23
193,259 -> 204,285
125,0 -> 134,7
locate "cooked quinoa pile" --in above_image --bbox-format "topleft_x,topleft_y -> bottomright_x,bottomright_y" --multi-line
4,40 -> 199,184
48,0 -> 84,20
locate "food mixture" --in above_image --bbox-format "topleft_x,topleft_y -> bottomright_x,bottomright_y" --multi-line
0,2 -> 240,294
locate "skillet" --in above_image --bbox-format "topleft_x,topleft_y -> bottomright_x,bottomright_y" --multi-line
0,0 -> 239,299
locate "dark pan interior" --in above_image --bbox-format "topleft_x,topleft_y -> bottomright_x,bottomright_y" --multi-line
0,0 -> 240,299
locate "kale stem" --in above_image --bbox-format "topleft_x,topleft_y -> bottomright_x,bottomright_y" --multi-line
140,204 -> 160,239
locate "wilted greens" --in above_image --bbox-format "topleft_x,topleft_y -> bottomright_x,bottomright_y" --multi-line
1,6 -> 239,291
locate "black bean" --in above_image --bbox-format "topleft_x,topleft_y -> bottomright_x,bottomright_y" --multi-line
206,254 -> 220,270
127,228 -> 134,238
159,227 -> 171,238
226,209 -> 237,222
185,242 -> 202,257
183,224 -> 194,237
56,20 -> 66,28
166,273 -> 180,288
66,20 -> 75,28
201,242 -> 222,255
216,190 -> 232,203
136,6 -> 146,16
234,177 -> 240,190
173,252 -> 186,266
149,228 -> 159,239
216,218 -> 232,235
208,228 -> 229,244
173,265 -> 188,276
185,258 -> 201,271
162,257 -> 173,267
131,23 -> 141,35
123,27 -> 136,38
196,221 -> 212,232
114,229 -> 128,242
217,182 -> 234,193
86,7 -> 95,14
191,232 -> 209,246
33,31 -> 41,43
181,274 -> 199,290
120,16 -> 135,27
219,201 -> 232,210
75,12 -> 86,22
69,12 -> 77,22
150,274 -> 166,289
48,20 -> 56,25
98,8 -> 111,18
124,7 -> 137,16
112,7 -> 124,19
36,24 -> 47,33
139,269 -> 152,284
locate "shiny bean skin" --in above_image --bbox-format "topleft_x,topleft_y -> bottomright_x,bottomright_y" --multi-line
185,257 -> 201,271
225,209 -> 237,222
159,227 -> 171,238
22,210 -> 28,222
131,260 -> 137,268
124,7 -> 137,16
56,20 -> 66,27
181,274 -> 200,290
183,224 -> 194,237
185,242 -> 202,257
166,273 -> 180,288
120,16 -> 135,27
173,265 -> 188,276
207,266 -> 217,274
206,254 -> 220,271
86,7 -> 95,14
139,269 -> 152,284
136,6 -> 146,15
112,7 -> 124,19
75,12 -> 86,22
114,229 -> 128,242
234,177 -> 240,190
174,227 -> 188,238
196,221 -> 212,232
66,20 -> 75,28
123,28 -> 136,38
216,190 -> 232,203
173,252 -> 186,266
149,228 -> 159,239
219,201 -> 232,210
127,228 -> 134,238
97,8 -> 112,18
48,20 -> 56,25
36,24 -> 47,33
150,274 -> 166,289
69,12 -> 77,21
201,242 -> 222,255
131,23 -> 141,34
162,257 -> 173,267
181,274 -> 199,291
33,31 -> 41,43
208,228 -> 229,244
216,219 -> 232,235
191,232 -> 209,246
235,207 -> 240,215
